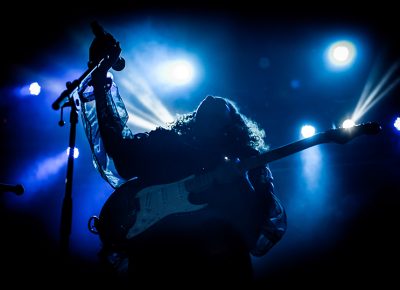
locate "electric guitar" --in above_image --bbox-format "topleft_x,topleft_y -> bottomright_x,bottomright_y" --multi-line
92,122 -> 381,249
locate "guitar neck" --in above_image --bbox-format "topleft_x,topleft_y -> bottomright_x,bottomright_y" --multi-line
184,133 -> 328,193
183,122 -> 381,193
240,132 -> 330,171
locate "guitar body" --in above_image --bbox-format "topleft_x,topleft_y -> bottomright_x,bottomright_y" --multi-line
97,175 -> 207,248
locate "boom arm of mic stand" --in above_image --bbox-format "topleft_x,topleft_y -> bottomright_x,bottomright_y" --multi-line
52,58 -> 105,110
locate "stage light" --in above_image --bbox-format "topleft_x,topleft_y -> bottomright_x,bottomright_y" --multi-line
301,125 -> 316,138
29,82 -> 41,95
394,117 -> 400,131
342,119 -> 355,128
325,40 -> 356,70
156,59 -> 195,86
66,147 -> 79,159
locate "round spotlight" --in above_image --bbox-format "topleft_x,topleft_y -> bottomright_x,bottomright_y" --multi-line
301,125 -> 316,138
170,60 -> 194,84
66,147 -> 79,159
394,117 -> 400,131
156,59 -> 195,86
326,40 -> 356,70
342,119 -> 355,128
29,82 -> 41,95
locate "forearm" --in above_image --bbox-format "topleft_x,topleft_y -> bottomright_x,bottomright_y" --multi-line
92,76 -> 128,157
248,165 -> 287,256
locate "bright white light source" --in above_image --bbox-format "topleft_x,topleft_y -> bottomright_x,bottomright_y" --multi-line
326,40 -> 356,69
333,46 -> 349,62
301,125 -> 316,138
394,117 -> 400,131
157,59 -> 195,86
29,82 -> 41,95
342,119 -> 355,128
66,147 -> 79,159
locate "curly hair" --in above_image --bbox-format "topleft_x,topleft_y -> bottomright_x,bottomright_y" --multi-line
166,97 -> 268,154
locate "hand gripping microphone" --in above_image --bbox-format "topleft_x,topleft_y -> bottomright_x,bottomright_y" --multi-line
90,21 -> 125,71
51,22 -> 125,111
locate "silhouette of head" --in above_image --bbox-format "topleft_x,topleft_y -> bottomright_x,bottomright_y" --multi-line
193,96 -> 232,140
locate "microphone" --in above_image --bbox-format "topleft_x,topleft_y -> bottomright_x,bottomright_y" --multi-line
0,183 -> 24,195
90,21 -> 125,71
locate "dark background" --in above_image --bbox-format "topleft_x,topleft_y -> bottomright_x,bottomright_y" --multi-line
1,2 -> 399,287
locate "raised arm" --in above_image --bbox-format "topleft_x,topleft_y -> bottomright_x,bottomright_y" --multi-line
80,27 -> 150,186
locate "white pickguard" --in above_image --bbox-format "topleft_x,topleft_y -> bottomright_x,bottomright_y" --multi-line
126,175 -> 207,239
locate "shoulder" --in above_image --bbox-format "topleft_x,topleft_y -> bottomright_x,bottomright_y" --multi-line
143,127 -> 180,144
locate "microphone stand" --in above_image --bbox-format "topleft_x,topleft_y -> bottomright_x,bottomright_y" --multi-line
53,21 -> 123,272
59,97 -> 78,263
53,59 -> 105,265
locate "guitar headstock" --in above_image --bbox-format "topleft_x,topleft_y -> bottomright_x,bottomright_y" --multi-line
324,122 -> 382,144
